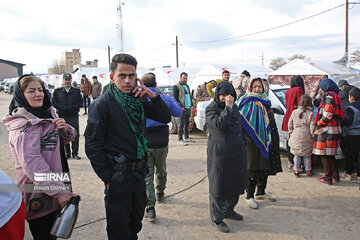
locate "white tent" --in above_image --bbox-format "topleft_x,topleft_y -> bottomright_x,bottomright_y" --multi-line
191,65 -> 222,89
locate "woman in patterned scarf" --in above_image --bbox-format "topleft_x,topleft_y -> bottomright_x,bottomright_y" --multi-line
237,77 -> 280,209
313,78 -> 343,185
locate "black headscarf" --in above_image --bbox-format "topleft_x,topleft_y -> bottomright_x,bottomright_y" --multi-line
290,75 -> 305,92
214,81 -> 237,109
13,75 -> 52,119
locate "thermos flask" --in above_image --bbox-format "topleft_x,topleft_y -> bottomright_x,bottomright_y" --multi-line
50,196 -> 80,239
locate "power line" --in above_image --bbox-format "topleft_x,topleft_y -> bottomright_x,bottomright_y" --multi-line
183,3 -> 348,45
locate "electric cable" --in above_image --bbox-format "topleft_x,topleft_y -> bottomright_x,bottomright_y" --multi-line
73,174 -> 207,229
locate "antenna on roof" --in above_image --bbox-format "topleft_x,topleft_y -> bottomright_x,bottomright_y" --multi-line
117,0 -> 125,53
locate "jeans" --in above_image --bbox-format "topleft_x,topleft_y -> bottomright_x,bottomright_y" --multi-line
178,108 -> 191,141
294,155 -> 311,171
83,96 -> 90,113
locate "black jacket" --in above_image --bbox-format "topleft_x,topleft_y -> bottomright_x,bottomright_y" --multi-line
52,87 -> 83,118
84,92 -> 171,184
339,85 -> 355,110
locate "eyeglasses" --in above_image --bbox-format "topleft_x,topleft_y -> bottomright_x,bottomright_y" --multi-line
118,73 -> 136,79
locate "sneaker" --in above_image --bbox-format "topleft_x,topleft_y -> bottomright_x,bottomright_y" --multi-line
288,163 -> 294,172
72,154 -> 81,160
317,177 -> 332,185
255,193 -> 276,202
156,193 -> 164,203
178,140 -> 188,146
144,207 -> 156,222
212,221 -> 229,233
224,211 -> 243,221
306,170 -> 312,177
184,138 -> 195,143
294,170 -> 300,178
339,171 -> 354,181
245,198 -> 258,209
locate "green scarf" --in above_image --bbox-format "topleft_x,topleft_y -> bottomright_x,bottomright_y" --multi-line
107,83 -> 148,159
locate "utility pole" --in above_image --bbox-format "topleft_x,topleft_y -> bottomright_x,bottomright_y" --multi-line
107,45 -> 111,72
345,0 -> 349,55
261,52 -> 264,66
175,36 -> 179,68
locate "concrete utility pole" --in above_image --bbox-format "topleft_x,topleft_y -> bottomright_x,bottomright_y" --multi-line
345,0 -> 349,54
175,36 -> 179,68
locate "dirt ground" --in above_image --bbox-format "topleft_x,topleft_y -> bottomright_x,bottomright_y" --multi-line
0,92 -> 359,240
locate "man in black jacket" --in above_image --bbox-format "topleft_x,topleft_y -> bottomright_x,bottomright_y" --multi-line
84,54 -> 171,240
52,73 -> 83,159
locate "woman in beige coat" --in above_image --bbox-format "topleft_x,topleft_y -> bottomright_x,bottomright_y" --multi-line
288,95 -> 316,177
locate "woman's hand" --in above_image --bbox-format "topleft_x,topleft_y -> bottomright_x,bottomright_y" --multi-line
57,192 -> 79,208
225,95 -> 234,107
53,118 -> 69,135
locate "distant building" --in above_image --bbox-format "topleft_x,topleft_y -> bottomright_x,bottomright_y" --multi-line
62,49 -> 81,73
0,59 -> 25,81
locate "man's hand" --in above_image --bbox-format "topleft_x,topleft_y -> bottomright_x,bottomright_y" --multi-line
133,79 -> 157,99
225,95 -> 234,107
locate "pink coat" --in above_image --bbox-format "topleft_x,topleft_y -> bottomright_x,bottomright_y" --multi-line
3,107 -> 75,220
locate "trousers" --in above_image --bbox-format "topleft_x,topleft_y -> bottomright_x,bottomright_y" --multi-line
105,168 -> 147,240
145,146 -> 168,208
246,176 -> 268,199
209,194 -> 239,223
178,108 -> 191,141
64,115 -> 79,155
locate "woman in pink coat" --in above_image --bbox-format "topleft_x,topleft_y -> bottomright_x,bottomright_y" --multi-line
3,75 -> 78,240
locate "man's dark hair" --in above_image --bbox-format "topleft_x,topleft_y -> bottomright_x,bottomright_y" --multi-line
141,73 -> 156,87
349,87 -> 360,101
180,72 -> 188,78
110,53 -> 138,73
222,70 -> 230,75
313,98 -> 321,107
92,76 -> 97,79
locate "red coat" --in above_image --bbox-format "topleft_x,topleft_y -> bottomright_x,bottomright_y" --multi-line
282,87 -> 304,131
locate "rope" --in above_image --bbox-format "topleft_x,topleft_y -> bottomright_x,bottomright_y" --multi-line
73,174 -> 207,230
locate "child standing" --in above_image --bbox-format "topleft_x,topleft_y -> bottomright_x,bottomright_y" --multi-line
288,95 -> 316,177
340,87 -> 360,184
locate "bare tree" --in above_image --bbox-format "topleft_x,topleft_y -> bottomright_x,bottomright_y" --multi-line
288,54 -> 306,62
269,57 -> 287,70
48,59 -> 65,74
350,50 -> 360,63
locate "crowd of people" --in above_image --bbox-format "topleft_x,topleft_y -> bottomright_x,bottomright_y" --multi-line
0,53 -> 359,239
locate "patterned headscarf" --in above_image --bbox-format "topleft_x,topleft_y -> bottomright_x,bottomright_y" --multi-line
107,83 -> 148,159
237,77 -> 272,159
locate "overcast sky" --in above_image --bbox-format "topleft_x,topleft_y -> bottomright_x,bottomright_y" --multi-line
0,0 -> 359,73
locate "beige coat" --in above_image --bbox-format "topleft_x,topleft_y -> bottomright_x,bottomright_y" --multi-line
288,108 -> 315,156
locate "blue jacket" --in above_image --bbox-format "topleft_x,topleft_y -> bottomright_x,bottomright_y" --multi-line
146,87 -> 182,128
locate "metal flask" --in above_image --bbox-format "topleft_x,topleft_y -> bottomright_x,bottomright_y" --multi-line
50,196 -> 80,239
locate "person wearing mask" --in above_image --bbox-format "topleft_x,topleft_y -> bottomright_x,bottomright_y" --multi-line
313,78 -> 343,185
206,81 -> 247,233
84,53 -> 171,239
80,74 -> 92,115
141,73 -> 182,222
282,75 -> 305,171
52,73 -> 83,160
3,75 -> 78,239
91,75 -> 102,101
173,72 -> 194,146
